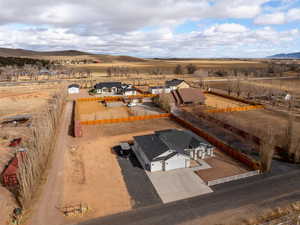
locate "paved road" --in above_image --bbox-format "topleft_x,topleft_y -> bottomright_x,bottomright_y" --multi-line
29,102 -> 73,225
75,168 -> 300,225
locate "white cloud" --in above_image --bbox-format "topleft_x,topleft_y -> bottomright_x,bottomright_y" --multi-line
0,23 -> 298,58
254,12 -> 286,24
255,7 -> 300,25
0,0 -> 299,57
286,8 -> 300,21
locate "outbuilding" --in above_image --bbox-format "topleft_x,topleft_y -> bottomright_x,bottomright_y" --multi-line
165,79 -> 190,90
68,84 -> 80,94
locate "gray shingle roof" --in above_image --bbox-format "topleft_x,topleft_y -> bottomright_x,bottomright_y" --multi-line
94,82 -> 122,89
133,134 -> 169,161
134,129 -> 213,162
165,79 -> 184,87
68,84 -> 80,88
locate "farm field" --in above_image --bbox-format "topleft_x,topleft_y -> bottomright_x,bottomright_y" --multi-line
69,59 -> 267,76
62,118 -> 183,222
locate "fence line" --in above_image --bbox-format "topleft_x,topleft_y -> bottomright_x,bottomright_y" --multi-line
77,94 -> 158,102
204,90 -> 262,106
207,170 -> 260,186
204,105 -> 264,113
80,113 -> 171,125
171,114 -> 261,171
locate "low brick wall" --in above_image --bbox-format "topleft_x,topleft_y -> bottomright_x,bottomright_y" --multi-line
207,170 -> 260,186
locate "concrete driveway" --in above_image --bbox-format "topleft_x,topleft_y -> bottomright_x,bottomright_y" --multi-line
146,169 -> 213,203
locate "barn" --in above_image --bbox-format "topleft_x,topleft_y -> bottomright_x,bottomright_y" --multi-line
68,84 -> 80,94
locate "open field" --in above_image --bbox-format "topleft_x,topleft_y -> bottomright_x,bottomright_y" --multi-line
214,110 -> 300,145
69,59 -> 268,76
0,86 -> 58,118
63,118 -> 183,222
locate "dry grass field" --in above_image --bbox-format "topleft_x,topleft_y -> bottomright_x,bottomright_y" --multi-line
0,85 -> 59,118
204,93 -> 248,109
69,59 -> 267,77
0,84 -> 66,225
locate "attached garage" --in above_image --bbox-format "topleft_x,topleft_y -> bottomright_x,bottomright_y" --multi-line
164,154 -> 190,171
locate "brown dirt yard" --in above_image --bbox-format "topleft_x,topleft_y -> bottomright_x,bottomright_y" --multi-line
77,101 -> 130,121
0,85 -> 58,118
196,149 -> 250,182
63,118 -> 183,222
205,93 -> 249,109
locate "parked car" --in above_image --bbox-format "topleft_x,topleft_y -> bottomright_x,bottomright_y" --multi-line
127,102 -> 137,107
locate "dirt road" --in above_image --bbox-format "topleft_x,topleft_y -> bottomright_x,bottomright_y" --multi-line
29,101 -> 73,225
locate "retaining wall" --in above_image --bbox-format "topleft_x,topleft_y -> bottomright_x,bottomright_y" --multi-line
207,170 -> 260,186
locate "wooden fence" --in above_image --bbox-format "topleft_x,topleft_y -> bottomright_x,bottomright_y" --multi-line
80,113 -> 171,125
76,94 -> 158,102
205,105 -> 265,113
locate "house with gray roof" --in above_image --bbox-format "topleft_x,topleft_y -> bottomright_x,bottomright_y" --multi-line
132,129 -> 214,172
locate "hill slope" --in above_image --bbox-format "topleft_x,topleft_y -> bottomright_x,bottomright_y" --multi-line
0,48 -> 145,62
0,48 -> 92,57
268,52 -> 300,59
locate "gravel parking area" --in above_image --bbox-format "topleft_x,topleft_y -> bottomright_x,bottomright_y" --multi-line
115,147 -> 162,208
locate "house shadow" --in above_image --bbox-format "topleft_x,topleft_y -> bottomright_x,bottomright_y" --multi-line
112,145 -> 144,170
68,101 -> 75,137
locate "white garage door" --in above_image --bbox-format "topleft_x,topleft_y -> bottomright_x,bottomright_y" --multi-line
164,156 -> 186,171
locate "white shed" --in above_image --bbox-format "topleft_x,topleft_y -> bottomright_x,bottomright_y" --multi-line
68,84 -> 80,94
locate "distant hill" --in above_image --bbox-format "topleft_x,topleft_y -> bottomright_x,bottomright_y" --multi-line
0,48 -> 92,57
0,48 -> 145,62
268,52 -> 300,59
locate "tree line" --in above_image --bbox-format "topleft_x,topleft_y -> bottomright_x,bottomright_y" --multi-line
0,56 -> 52,68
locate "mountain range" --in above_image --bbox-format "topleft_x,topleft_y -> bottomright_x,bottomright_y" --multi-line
268,52 -> 300,59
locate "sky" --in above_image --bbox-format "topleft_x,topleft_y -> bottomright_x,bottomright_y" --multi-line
0,0 -> 299,58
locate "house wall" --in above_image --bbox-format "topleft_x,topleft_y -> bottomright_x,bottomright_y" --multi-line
124,90 -> 137,96
133,142 -> 151,169
177,82 -> 190,89
164,154 -> 189,171
150,88 -> 171,94
150,161 -> 163,172
68,87 -> 79,94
